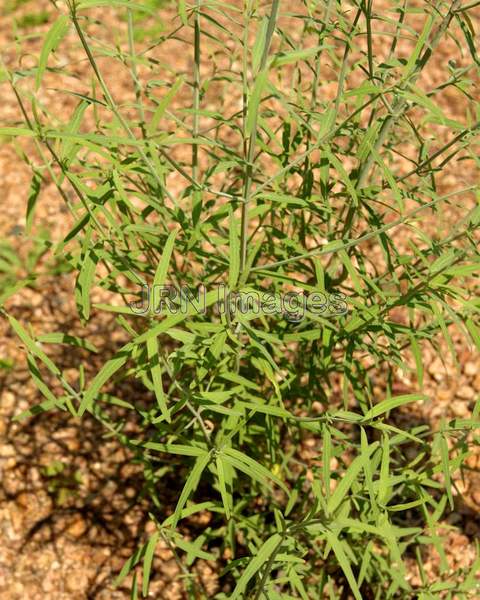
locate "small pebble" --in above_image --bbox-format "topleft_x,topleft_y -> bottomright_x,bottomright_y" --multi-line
464,362 -> 477,377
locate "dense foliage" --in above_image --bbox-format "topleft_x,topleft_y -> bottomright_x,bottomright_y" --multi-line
2,0 -> 480,597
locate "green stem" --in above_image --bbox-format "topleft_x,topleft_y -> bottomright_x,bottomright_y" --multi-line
348,0 -> 462,220
250,185 -> 476,273
239,0 -> 281,277
192,0 -> 201,181
127,9 -> 147,138
70,9 -> 179,207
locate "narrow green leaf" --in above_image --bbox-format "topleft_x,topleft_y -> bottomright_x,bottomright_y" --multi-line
272,45 -> 324,67
37,332 -> 98,353
230,533 -> 282,600
75,247 -> 98,321
142,531 -> 160,597
439,430 -> 454,510
325,531 -> 362,600
172,451 -> 211,528
146,336 -> 169,420
148,77 -> 185,136
246,69 -> 268,138
36,15 -> 69,90
115,542 -> 147,587
362,394 -> 427,421
178,0 -> 188,26
174,535 -> 216,561
78,344 -> 133,415
228,207 -> 240,290
0,127 -> 35,137
224,447 -> 288,493
153,229 -> 178,289
143,443 -> 206,457
7,315 -> 60,377
26,172 -> 42,234
327,443 -> 377,515
216,455 -> 232,519
378,434 -> 391,506
77,0 -> 155,13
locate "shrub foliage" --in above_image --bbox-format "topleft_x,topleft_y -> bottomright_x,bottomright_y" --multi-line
2,0 -> 480,597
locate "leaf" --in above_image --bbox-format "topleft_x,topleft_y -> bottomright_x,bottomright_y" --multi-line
325,531 -> 362,600
338,249 -> 363,294
252,17 -> 268,74
14,355 -> 65,420
0,128 -> 35,137
171,451 -> 211,528
324,148 -> 358,205
77,0 -> 155,13
230,533 -> 282,600
26,172 -> 42,234
37,332 -> 98,353
78,344 -> 133,415
162,502 -> 218,528
148,77 -> 185,135
219,372 -> 260,390
327,443 -> 377,515
198,390 -> 234,403
378,434 -> 391,506
153,229 -> 178,289
239,401 -> 291,419
143,443 -> 206,457
36,15 -> 70,90
466,318 -> 480,351
114,542 -> 148,587
7,315 -> 60,377
216,454 -> 232,519
362,394 -> 427,421
322,425 -> 332,502
0,276 -> 36,306
142,531 -> 160,597
228,207 -> 240,290
146,336 -> 169,421
272,45 -> 324,67
178,0 -> 188,26
246,69 -> 269,138
257,192 -> 308,207
403,14 -> 434,78
133,289 -> 219,345
439,430 -> 454,510
75,246 -> 99,321
409,334 -> 424,387
131,572 -> 138,600
174,534 -> 216,561
360,427 -> 379,518
61,100 -> 89,163
223,447 -> 288,493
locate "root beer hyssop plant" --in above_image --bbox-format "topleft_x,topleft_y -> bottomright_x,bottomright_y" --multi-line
2,0 -> 480,597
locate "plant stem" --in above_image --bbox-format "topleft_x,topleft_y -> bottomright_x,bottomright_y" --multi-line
239,0 -> 281,276
127,9 -> 147,138
250,185 -> 476,273
192,0 -> 200,182
343,0 -> 462,237
70,8 -> 179,207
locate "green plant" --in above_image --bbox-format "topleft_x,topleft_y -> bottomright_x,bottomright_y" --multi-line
2,0 -> 480,598
2,0 -> 31,16
0,226 -> 70,306
42,459 -> 83,506
119,0 -> 168,42
16,11 -> 51,28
